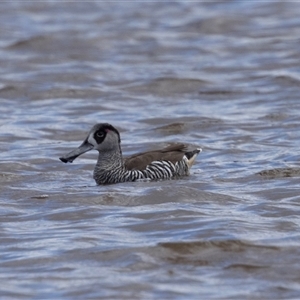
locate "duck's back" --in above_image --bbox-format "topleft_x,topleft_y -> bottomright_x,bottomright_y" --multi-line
124,144 -> 199,171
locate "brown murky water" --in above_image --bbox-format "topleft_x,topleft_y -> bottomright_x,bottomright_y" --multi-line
1,2 -> 300,299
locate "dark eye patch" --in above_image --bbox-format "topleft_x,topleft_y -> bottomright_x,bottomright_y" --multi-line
92,123 -> 121,145
94,130 -> 106,144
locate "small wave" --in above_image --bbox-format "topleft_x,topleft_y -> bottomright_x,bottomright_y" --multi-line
257,168 -> 300,178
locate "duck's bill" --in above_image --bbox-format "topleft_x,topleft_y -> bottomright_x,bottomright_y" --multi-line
59,140 -> 94,163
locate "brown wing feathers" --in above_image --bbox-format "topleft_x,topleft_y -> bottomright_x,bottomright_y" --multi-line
124,143 -> 188,171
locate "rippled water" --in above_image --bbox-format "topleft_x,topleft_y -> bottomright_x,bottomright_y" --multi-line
1,1 -> 300,299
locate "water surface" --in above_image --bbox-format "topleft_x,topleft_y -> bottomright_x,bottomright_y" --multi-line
1,2 -> 300,299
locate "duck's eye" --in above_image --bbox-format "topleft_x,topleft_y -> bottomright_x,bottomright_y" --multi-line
96,131 -> 105,138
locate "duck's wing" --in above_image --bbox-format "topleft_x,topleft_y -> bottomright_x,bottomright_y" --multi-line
124,143 -> 190,171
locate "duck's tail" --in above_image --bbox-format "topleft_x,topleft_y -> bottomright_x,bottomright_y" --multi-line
185,148 -> 202,168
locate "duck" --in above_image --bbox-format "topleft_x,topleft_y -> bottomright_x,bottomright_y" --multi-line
59,123 -> 202,185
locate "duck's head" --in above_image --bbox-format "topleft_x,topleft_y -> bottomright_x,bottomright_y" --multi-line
59,123 -> 121,163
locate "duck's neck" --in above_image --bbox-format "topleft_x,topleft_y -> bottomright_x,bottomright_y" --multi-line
95,147 -> 124,171
93,147 -> 126,184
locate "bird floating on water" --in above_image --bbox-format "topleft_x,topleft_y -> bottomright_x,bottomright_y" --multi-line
59,123 -> 202,185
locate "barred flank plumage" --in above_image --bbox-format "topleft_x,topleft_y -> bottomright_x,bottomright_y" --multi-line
60,123 -> 201,185
94,159 -> 190,184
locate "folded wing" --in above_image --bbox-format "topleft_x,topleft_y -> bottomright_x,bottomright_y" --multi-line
124,143 -> 190,171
